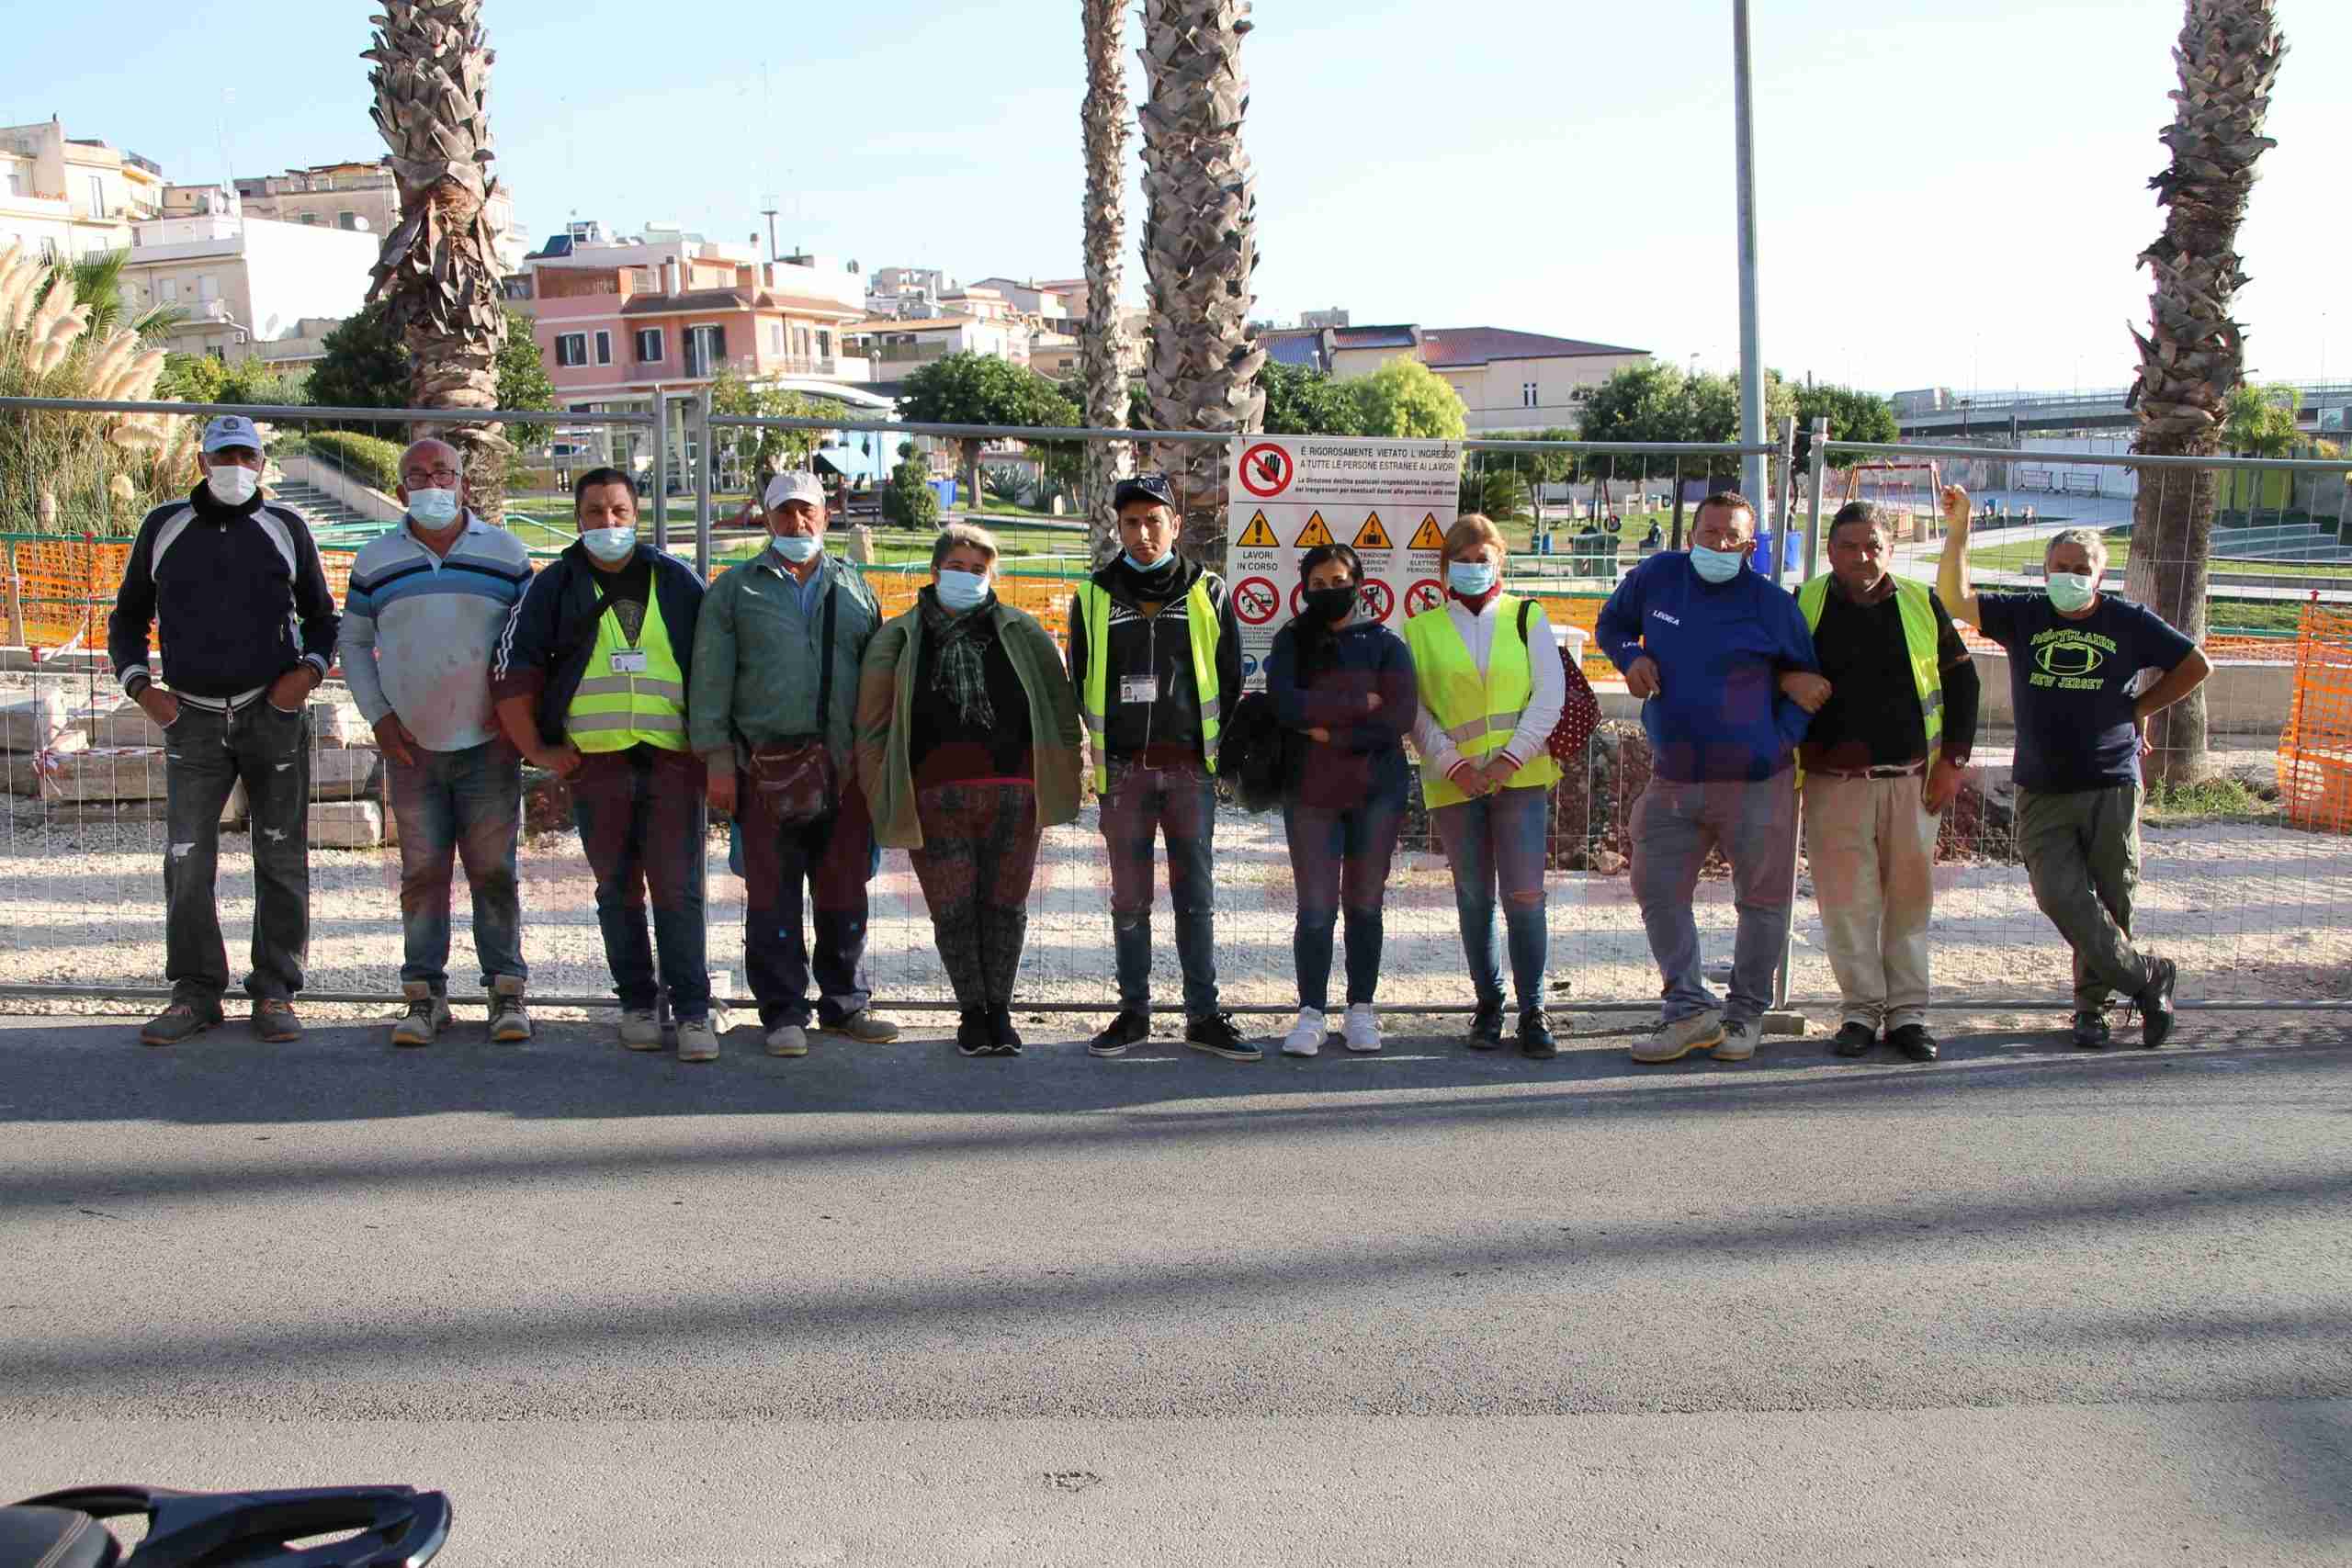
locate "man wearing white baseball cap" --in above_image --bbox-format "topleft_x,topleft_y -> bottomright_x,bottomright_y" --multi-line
691,467 -> 897,1056
107,413 -> 340,1047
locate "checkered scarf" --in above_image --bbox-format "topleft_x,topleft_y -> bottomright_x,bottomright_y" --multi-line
919,586 -> 1001,730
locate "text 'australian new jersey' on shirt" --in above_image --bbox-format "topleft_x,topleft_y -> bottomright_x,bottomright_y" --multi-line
1974,590 -> 2197,794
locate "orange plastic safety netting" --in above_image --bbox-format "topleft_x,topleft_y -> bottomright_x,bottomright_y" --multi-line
2277,603 -> 2352,832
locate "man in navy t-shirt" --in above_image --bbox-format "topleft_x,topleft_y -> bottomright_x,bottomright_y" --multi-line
1599,491 -> 1820,1066
1937,488 -> 2211,1048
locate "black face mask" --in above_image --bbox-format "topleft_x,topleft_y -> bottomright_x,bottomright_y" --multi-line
1304,585 -> 1357,624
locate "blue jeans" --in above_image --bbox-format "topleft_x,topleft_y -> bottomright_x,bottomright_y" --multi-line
570,745 -> 709,1018
386,739 -> 526,991
1101,759 -> 1219,1016
159,698 -> 310,1004
1432,784 -> 1550,1014
1629,772 -> 1798,1024
1283,797 -> 1403,1010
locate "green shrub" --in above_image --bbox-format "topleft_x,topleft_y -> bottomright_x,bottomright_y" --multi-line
983,464 -> 1026,503
885,458 -> 939,530
304,430 -> 403,492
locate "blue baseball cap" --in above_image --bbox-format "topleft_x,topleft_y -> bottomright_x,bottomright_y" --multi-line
201,414 -> 264,454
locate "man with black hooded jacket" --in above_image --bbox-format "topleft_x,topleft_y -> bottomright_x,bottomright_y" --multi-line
1069,474 -> 1249,1059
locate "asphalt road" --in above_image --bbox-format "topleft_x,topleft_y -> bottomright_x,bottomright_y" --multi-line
3,1009 -> 2348,1566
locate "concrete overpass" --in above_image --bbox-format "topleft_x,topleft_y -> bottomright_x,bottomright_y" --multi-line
1895,380 -> 2352,439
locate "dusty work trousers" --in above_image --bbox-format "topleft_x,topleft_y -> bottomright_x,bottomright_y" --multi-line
2016,784 -> 2153,1013
1803,772 -> 1939,1032
1630,771 -> 1799,1026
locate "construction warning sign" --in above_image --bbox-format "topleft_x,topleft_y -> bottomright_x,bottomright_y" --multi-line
1223,434 -> 1463,687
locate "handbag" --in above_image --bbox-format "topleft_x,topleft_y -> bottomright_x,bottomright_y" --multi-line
1221,689 -> 1287,814
740,578 -> 841,825
1521,599 -> 1603,768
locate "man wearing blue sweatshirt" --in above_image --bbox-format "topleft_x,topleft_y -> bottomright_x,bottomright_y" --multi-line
1597,491 -> 1820,1065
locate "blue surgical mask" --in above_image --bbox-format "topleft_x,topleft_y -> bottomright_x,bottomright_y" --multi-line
1124,547 -> 1174,573
1447,560 -> 1496,596
2046,570 -> 2097,613
1690,544 -> 1747,583
581,526 -> 636,563
934,570 -> 989,611
772,533 -> 821,564
407,487 -> 460,527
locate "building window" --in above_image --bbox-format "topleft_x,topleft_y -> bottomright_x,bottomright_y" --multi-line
159,277 -> 179,303
5,168 -> 23,197
197,275 -> 218,302
634,328 -> 663,363
594,330 -> 612,367
684,323 -> 726,378
337,210 -> 359,231
816,330 -> 832,358
299,213 -> 319,226
556,333 -> 588,368
87,175 -> 107,219
1522,381 -> 1539,408
768,321 -> 785,356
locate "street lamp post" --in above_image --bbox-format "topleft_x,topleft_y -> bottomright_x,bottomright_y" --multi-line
1733,0 -> 1766,505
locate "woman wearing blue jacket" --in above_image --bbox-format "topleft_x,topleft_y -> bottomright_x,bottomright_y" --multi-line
1265,543 -> 1419,1057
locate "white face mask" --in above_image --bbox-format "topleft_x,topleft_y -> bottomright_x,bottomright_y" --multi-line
772,533 -> 821,564
205,463 -> 260,506
581,526 -> 637,563
407,487 -> 461,527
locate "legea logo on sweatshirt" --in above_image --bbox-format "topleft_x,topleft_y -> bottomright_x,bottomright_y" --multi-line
1648,609 -> 1681,626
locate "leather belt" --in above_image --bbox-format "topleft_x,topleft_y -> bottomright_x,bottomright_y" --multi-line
1815,760 -> 1927,779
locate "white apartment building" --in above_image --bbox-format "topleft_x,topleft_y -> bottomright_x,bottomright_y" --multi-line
0,119 -> 165,263
116,213 -> 379,361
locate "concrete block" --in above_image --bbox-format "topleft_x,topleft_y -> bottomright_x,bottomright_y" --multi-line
6,747 -> 168,800
307,799 -> 385,848
80,695 -> 367,750
0,690 -> 83,755
309,745 -> 381,800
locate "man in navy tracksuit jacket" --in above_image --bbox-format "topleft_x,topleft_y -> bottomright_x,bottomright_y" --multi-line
106,414 -> 340,1046
1596,491 -> 1819,1066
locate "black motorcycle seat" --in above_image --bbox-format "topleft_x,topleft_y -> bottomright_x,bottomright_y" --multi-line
0,1505 -> 119,1568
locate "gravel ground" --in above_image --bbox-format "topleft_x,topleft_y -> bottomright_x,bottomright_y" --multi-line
4,745 -> 2346,1024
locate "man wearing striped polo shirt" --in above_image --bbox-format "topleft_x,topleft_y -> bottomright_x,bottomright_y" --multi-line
340,438 -> 536,1047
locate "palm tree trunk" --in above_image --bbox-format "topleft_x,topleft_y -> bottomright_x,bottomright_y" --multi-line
1080,0 -> 1134,564
363,0 -> 514,522
2127,0 -> 2285,784
1139,0 -> 1266,566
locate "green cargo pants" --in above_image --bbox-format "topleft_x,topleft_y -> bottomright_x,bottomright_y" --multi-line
2016,784 -> 2154,1013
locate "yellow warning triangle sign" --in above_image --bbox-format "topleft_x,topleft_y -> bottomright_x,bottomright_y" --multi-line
1236,510 -> 1280,549
1293,511 -> 1335,548
1408,513 -> 1447,550
1352,511 -> 1392,549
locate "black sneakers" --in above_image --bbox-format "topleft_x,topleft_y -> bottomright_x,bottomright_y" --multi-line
1466,1002 -> 1505,1051
140,998 -> 224,1047
1831,1021 -> 1877,1057
956,1010 -> 994,1057
2071,1010 -> 2112,1050
1885,1022 -> 1939,1063
2137,958 -> 2178,1049
1184,1011 -> 1261,1061
1089,1010 -> 1149,1057
986,1006 -> 1023,1055
1517,1009 -> 1556,1059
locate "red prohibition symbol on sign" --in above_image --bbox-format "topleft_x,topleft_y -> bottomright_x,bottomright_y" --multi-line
1403,578 -> 1445,618
1357,580 -> 1396,623
1234,575 -> 1282,626
1238,442 -> 1295,499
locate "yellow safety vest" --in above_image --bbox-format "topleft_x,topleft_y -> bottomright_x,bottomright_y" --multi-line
1079,576 -> 1222,790
568,583 -> 688,752
1795,573 -> 1944,753
1406,593 -> 1564,809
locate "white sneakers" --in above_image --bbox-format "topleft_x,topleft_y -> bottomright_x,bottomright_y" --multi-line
1282,1007 -> 1326,1057
1283,1005 -> 1382,1056
675,1017 -> 719,1063
618,1009 -> 663,1052
765,1023 -> 809,1058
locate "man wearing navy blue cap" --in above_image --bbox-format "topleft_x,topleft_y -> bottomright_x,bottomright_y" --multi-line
1069,472 -> 1249,1059
107,414 -> 340,1047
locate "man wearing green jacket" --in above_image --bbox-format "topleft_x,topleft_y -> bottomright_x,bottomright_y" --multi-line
691,470 -> 898,1056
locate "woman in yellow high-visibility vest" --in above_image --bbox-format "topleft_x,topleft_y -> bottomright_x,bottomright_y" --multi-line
1404,516 -> 1566,1057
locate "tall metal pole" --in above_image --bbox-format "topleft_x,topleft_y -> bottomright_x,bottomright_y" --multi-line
1734,0 -> 1766,506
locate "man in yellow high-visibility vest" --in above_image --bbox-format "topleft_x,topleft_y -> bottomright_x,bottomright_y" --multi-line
1797,501 -> 1980,1064
1069,473 -> 1248,1061
492,468 -> 717,1061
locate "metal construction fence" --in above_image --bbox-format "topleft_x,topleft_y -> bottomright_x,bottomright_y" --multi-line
1,395 -> 2348,1025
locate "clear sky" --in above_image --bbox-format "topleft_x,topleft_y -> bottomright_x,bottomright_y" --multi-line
7,0 -> 2340,396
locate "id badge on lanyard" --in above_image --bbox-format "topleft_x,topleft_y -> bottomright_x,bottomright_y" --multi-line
1119,674 -> 1159,705
609,649 -> 650,674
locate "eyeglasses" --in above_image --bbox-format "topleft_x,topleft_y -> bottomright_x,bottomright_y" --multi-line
403,468 -> 461,487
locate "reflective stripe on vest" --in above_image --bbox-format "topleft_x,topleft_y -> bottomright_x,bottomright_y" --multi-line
1080,576 -> 1223,790
1795,574 -> 1944,749
1404,593 -> 1564,809
568,584 -> 689,753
